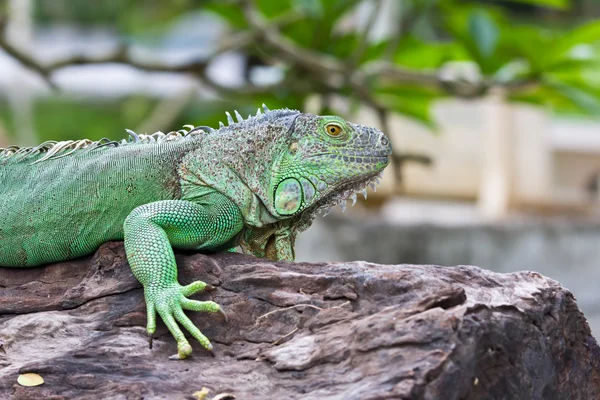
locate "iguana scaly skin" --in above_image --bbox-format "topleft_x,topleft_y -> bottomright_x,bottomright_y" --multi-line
0,105 -> 391,359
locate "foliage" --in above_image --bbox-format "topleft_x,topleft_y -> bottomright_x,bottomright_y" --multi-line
197,0 -> 600,125
3,0 -> 600,145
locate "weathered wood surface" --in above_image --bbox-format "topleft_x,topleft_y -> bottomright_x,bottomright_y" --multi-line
1,242 -> 598,399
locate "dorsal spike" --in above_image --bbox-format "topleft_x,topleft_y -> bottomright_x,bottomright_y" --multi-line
219,121 -> 225,128
93,138 -> 119,150
234,110 -> 244,122
125,129 -> 140,143
256,108 -> 262,116
190,126 -> 214,134
225,112 -> 234,125
32,140 -> 75,164
262,104 -> 270,112
42,139 -> 92,162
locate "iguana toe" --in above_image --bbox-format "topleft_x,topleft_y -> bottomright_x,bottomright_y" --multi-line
169,343 -> 193,360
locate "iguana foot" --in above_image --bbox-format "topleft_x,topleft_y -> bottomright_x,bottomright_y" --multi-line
145,280 -> 224,360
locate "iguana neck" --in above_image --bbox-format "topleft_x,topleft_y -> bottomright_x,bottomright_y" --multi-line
177,134 -> 280,228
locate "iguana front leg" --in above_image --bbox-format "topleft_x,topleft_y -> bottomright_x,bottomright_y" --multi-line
124,195 -> 243,359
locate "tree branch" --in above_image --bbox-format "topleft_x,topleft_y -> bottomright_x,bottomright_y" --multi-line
0,11 -> 301,93
242,0 -> 344,76
0,3 -> 539,102
0,19 -> 56,89
351,0 -> 383,68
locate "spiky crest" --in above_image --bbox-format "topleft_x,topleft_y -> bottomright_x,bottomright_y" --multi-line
0,104 -> 297,163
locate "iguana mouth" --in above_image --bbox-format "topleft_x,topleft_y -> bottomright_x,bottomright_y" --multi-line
310,171 -> 384,217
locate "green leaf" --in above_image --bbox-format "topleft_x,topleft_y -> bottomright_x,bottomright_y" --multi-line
279,0 -> 357,51
500,24 -> 555,72
320,0 -> 361,17
373,92 -> 437,129
327,33 -> 358,59
549,21 -> 600,65
545,54 -> 600,76
494,60 -> 532,84
204,3 -> 247,29
360,40 -> 390,64
441,6 -> 508,74
394,99 -> 436,129
544,80 -> 600,115
374,83 -> 443,99
394,36 -> 468,69
294,0 -> 324,18
256,0 -> 293,18
468,10 -> 499,59
501,0 -> 570,10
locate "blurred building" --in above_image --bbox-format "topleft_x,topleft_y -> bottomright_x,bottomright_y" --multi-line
370,98 -> 600,218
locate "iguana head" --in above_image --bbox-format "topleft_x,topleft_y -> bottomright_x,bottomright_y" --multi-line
177,105 -> 391,260
269,113 -> 391,219
181,105 -> 391,229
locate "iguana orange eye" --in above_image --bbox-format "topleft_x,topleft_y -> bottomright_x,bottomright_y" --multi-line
325,124 -> 343,137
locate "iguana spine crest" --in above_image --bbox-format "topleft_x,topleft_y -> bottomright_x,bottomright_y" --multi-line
0,104 -> 287,164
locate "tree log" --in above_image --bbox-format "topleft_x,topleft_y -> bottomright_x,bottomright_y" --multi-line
1,242 -> 598,399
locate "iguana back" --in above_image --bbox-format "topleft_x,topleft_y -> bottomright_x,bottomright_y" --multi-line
0,138 -> 195,267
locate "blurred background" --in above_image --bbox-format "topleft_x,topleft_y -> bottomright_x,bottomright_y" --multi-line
2,0 -> 600,332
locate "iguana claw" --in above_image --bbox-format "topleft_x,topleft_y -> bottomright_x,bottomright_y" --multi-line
204,284 -> 217,292
217,308 -> 228,323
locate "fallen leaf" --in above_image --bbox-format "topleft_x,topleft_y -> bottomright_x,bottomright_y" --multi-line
193,387 -> 211,400
17,373 -> 44,387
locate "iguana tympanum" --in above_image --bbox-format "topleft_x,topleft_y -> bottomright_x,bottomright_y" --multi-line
0,106 -> 391,359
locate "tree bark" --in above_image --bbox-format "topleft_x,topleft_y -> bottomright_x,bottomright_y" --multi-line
1,242 -> 598,399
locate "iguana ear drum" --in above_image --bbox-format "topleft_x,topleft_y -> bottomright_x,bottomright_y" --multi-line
274,178 -> 302,215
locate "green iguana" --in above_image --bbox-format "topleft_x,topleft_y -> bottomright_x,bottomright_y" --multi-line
0,105 -> 391,359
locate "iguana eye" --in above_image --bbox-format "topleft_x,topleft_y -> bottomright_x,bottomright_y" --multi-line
325,124 -> 343,137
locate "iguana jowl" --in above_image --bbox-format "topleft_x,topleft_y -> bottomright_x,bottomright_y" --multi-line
0,105 -> 392,359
